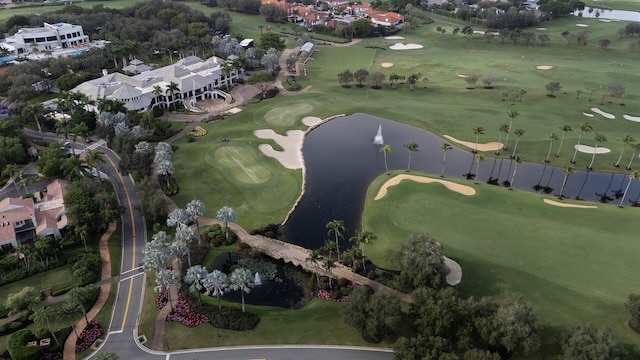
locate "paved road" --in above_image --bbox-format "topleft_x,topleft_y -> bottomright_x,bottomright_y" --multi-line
23,130 -> 394,360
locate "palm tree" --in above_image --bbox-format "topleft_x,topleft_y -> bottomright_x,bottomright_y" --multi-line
555,125 -> 573,157
571,122 -> 593,164
229,268 -> 254,313
558,164 -> 575,198
67,286 -> 91,325
22,103 -> 46,133
626,143 -> 640,170
380,144 -> 393,173
95,352 -> 119,360
221,62 -> 234,90
472,126 -> 485,153
496,124 -> 509,155
62,156 -> 85,181
75,225 -> 90,250
55,116 -> 73,139
152,85 -> 164,108
619,170 -> 640,207
73,122 -> 90,154
326,220 -> 345,260
165,81 -> 181,108
186,199 -> 206,244
503,110 -> 520,150
511,129 -> 526,158
510,155 -> 523,189
323,239 -> 337,259
58,300 -> 82,338
587,133 -> 607,170
85,149 -> 105,181
475,153 -> 485,184
31,306 -> 60,345
342,247 -> 363,272
155,268 -> 179,311
184,265 -> 209,305
203,270 -> 229,310
322,258 -> 336,289
545,133 -> 558,163
440,143 -> 452,177
305,248 -> 323,285
349,229 -> 376,269
216,206 -> 236,241
614,135 -> 635,168
403,142 -> 419,171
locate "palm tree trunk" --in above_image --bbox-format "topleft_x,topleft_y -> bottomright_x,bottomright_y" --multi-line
615,148 -> 624,167
504,121 -> 513,150
241,292 -> 245,313
511,139 -> 519,158
588,145 -> 598,169
627,149 -> 637,170
47,323 -> 60,345
545,141 -> 553,162
496,133 -> 502,155
407,152 -> 412,171
475,162 -> 481,184
555,133 -> 565,157
384,153 -> 389,172
619,177 -> 633,207
571,134 -> 583,163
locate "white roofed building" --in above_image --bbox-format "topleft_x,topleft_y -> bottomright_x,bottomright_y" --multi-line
0,22 -> 89,55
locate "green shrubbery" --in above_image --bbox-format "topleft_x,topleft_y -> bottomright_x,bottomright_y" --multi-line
207,307 -> 260,331
202,224 -> 238,247
7,329 -> 43,360
0,313 -> 30,336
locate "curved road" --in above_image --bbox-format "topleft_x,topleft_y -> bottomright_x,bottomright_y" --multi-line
25,130 -> 393,360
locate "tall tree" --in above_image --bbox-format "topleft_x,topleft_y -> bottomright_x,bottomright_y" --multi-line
350,229 -> 376,269
247,72 -> 276,99
322,257 -> 336,289
614,135 -> 635,168
503,110 -> 520,150
626,143 -> 640,170
545,132 -> 558,163
404,142 -> 419,171
618,170 -> 640,207
571,122 -> 593,164
559,164 -> 575,198
58,300 -> 82,338
561,324 -> 624,360
155,268 -> 179,311
393,233 -> 449,292
326,219 -> 346,260
186,199 -> 206,244
216,206 -> 236,241
184,265 -> 209,305
85,149 -> 105,181
587,133 -> 607,170
380,144 -> 393,173
556,125 -> 573,157
510,155 -> 523,188
496,124 -> 509,155
31,306 -> 60,345
62,156 -> 85,181
305,248 -> 323,285
22,102 -> 46,133
67,286 -> 91,325
203,270 -> 229,310
229,267 -> 254,313
440,142 -> 452,177
472,126 -> 485,153
511,129 -> 526,158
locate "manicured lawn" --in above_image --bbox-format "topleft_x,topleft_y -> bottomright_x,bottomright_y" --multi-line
362,170 -> 640,346
0,264 -> 76,297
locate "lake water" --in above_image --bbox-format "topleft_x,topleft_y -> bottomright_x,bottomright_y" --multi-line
281,113 -> 640,250
575,6 -> 640,21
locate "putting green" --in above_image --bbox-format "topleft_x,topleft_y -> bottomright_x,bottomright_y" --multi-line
264,103 -> 313,127
206,145 -> 271,184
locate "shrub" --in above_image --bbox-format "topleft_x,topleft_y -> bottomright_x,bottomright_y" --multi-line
337,277 -> 349,287
34,327 -> 50,340
208,307 -> 260,331
7,329 -> 43,360
367,270 -> 376,280
0,313 -> 30,336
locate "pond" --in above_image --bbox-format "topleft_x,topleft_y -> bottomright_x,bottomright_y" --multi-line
574,6 -> 640,21
281,113 -> 640,250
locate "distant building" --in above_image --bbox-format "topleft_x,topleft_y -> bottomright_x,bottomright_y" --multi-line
72,55 -> 238,112
0,179 -> 69,250
0,22 -> 89,55
122,59 -> 153,75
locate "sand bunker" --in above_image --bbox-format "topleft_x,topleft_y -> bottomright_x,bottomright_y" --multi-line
301,116 -> 322,127
389,43 -> 424,50
444,257 -> 462,285
574,144 -> 611,154
443,135 -> 503,152
591,107 -> 615,119
254,129 -> 305,169
226,107 -> 242,114
536,27 -> 547,30
623,114 -> 640,123
385,36 -> 405,40
582,112 -> 594,117
576,23 -> 589,27
456,74 -> 469,78
536,65 -> 553,70
374,174 -> 476,200
381,62 -> 394,68
543,199 -> 598,209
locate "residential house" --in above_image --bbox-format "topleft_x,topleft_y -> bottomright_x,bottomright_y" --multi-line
0,22 -> 89,55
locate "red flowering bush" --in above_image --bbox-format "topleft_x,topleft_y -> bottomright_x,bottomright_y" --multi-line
75,321 -> 103,352
317,289 -> 347,302
166,294 -> 209,327
156,288 -> 169,309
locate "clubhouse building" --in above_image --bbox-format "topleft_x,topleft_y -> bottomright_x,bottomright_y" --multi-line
0,22 -> 89,55
72,55 -> 238,112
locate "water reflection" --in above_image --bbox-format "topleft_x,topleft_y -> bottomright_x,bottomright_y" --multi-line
281,114 -> 639,249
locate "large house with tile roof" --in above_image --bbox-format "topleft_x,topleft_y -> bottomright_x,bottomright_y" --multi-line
0,179 -> 69,250
72,55 -> 238,112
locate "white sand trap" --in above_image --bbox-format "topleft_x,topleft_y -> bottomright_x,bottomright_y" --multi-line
574,144 -> 611,154
389,43 -> 424,50
456,74 -> 469,78
599,19 -> 611,22
536,65 -> 553,70
591,107 -> 615,119
576,23 -> 589,27
301,116 -> 322,127
385,36 -> 405,40
624,114 -> 640,123
444,257 -> 462,285
254,129 -> 305,169
226,107 -> 242,114
374,174 -> 476,200
536,27 -> 547,30
543,199 -> 598,209
443,135 -> 503,152
473,30 -> 485,34
582,112 -> 594,117
381,62 -> 394,68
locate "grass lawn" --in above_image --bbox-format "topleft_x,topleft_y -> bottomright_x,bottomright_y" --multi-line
0,264 -> 76,297
362,170 -> 640,347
